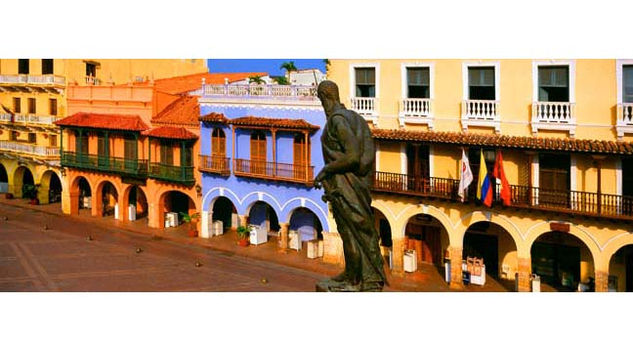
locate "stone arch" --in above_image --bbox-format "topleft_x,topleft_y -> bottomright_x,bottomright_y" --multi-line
461,221 -> 519,284
157,189 -> 199,229
69,175 -> 93,215
0,162 -> 9,193
524,222 -> 601,264
246,200 -> 281,233
601,232 -> 633,264
455,211 -> 524,253
401,210 -> 452,269
202,187 -> 242,213
13,165 -> 36,198
95,179 -> 121,218
241,191 -> 283,218
395,204 -> 455,242
287,206 -> 324,242
38,169 -> 63,204
121,184 -> 149,222
281,198 -> 329,233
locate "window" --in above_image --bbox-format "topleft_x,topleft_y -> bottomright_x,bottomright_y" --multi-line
160,141 -> 174,165
42,59 -> 54,75
406,67 -> 430,99
183,145 -> 193,166
18,59 -> 29,74
623,65 -> 633,103
468,67 -> 495,100
538,66 -> 569,102
97,132 -> 108,157
355,67 -> 375,97
124,135 -> 137,160
539,153 -> 570,206
211,128 -> 226,157
28,133 -> 36,144
75,131 -> 89,154
406,144 -> 430,178
10,131 -> 19,141
28,98 -> 36,114
293,134 -> 308,166
250,131 -> 267,174
49,135 -> 58,147
49,99 -> 57,116
13,97 -> 21,113
86,62 -> 97,77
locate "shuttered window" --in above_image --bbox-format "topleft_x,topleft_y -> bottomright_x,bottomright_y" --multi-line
160,141 -> 174,165
28,98 -> 36,114
293,134 -> 307,166
355,67 -> 376,98
97,133 -> 107,156
623,65 -> 633,103
538,66 -> 569,102
407,67 -> 430,99
75,131 -> 88,154
183,145 -> 193,166
468,67 -> 495,100
124,135 -> 137,160
49,99 -> 57,116
539,153 -> 570,206
13,97 -> 21,113
211,128 -> 226,156
250,131 -> 266,161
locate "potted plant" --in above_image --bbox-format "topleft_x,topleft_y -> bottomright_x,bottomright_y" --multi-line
236,225 -> 252,247
22,184 -> 39,205
179,212 -> 200,237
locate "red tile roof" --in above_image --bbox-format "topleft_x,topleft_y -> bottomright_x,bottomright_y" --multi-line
154,72 -> 268,95
142,126 -> 198,140
54,112 -> 149,131
152,95 -> 199,126
371,129 -> 633,155
199,112 -> 229,123
229,116 -> 320,131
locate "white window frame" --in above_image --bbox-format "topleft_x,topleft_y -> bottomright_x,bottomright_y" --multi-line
461,61 -> 501,132
531,60 -> 577,136
399,62 -> 435,128
616,59 -> 633,138
349,63 -> 379,124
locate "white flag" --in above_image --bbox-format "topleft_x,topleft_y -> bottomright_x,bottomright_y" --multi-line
458,148 -> 473,202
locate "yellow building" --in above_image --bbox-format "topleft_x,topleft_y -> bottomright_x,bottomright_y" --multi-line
0,59 -> 207,206
326,59 -> 633,292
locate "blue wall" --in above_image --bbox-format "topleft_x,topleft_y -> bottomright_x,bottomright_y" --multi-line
200,103 -> 329,233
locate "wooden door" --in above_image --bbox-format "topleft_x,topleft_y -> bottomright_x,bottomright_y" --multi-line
250,131 -> 266,174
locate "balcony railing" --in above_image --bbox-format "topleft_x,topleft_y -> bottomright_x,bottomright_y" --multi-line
0,114 -> 59,126
85,76 -> 102,86
201,84 -> 317,99
618,103 -> 633,126
350,97 -> 377,116
198,155 -> 231,176
233,158 -> 314,185
462,99 -> 499,121
400,98 -> 431,117
0,141 -> 59,158
371,171 -> 633,220
61,151 -> 148,177
0,74 -> 66,86
149,163 -> 195,184
532,101 -> 575,123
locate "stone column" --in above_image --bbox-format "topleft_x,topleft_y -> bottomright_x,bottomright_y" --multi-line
448,246 -> 464,290
200,210 -> 210,238
595,270 -> 609,292
67,190 -> 78,215
278,222 -> 289,249
90,193 -> 99,217
238,214 -> 248,227
322,231 -> 344,267
37,186 -> 49,205
391,237 -> 405,276
517,257 -> 532,292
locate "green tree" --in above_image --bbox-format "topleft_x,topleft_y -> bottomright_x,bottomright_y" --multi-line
248,76 -> 265,84
280,61 -> 297,83
274,76 -> 289,85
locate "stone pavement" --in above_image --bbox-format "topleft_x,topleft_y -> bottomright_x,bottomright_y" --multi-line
0,197 -> 513,292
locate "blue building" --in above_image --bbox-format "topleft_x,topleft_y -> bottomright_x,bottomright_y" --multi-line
197,83 -> 332,251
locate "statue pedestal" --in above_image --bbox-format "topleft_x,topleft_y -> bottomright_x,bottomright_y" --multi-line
315,279 -> 383,292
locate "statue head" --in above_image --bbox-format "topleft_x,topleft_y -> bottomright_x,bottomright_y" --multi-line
317,80 -> 340,115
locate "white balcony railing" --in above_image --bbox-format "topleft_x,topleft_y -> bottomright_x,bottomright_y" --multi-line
350,97 -> 377,116
0,141 -> 60,157
202,84 -> 317,98
400,98 -> 431,117
85,76 -> 101,86
617,103 -> 633,138
0,74 -> 65,85
531,101 -> 576,136
0,114 -> 58,125
461,100 -> 500,132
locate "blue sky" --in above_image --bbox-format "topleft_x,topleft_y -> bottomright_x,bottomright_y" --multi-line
207,59 -> 326,76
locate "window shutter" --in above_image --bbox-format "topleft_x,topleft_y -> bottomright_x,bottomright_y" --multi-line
407,68 -> 429,86
355,68 -> 375,85
468,67 -> 494,87
539,66 -> 568,87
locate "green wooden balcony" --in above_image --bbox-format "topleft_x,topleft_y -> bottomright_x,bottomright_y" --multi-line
61,151 -> 148,177
149,162 -> 195,184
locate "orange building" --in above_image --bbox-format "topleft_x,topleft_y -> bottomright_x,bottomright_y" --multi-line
56,72 -> 262,233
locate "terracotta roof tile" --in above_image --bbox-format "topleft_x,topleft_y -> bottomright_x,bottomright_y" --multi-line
371,129 -> 633,156
199,112 -> 229,123
152,95 -> 199,126
142,126 -> 198,140
229,116 -> 320,131
54,112 -> 149,131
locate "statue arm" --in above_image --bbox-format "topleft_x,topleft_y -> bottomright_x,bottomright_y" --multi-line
319,115 -> 360,175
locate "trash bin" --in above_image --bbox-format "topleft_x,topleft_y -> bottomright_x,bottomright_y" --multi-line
403,250 -> 417,272
531,274 -> 541,292
444,260 -> 451,283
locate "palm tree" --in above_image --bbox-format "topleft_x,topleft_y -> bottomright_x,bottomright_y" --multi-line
323,59 -> 331,75
280,61 -> 297,83
273,76 -> 289,85
249,76 -> 265,84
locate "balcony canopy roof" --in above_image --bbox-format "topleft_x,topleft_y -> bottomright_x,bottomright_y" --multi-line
199,112 -> 229,124
142,126 -> 198,140
55,112 -> 149,131
229,116 -> 320,132
371,128 -> 633,156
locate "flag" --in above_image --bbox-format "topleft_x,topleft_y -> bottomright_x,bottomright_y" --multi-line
458,148 -> 473,202
493,150 -> 511,206
476,150 -> 493,207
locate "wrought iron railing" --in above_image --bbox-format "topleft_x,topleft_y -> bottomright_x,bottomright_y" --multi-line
149,163 -> 195,184
233,158 -> 314,184
198,155 -> 231,176
61,151 -> 148,177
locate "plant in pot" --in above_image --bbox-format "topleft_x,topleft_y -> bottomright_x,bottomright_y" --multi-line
236,225 -> 252,247
22,184 -> 39,205
179,212 -> 200,237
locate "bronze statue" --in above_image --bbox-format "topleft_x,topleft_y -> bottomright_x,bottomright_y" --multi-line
314,80 -> 387,292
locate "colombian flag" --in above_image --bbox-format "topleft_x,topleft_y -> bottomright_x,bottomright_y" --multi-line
476,150 -> 493,207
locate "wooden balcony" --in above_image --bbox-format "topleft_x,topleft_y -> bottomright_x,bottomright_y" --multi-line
233,158 -> 314,185
149,163 -> 195,184
61,151 -> 148,177
371,171 -> 633,221
198,155 -> 231,176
